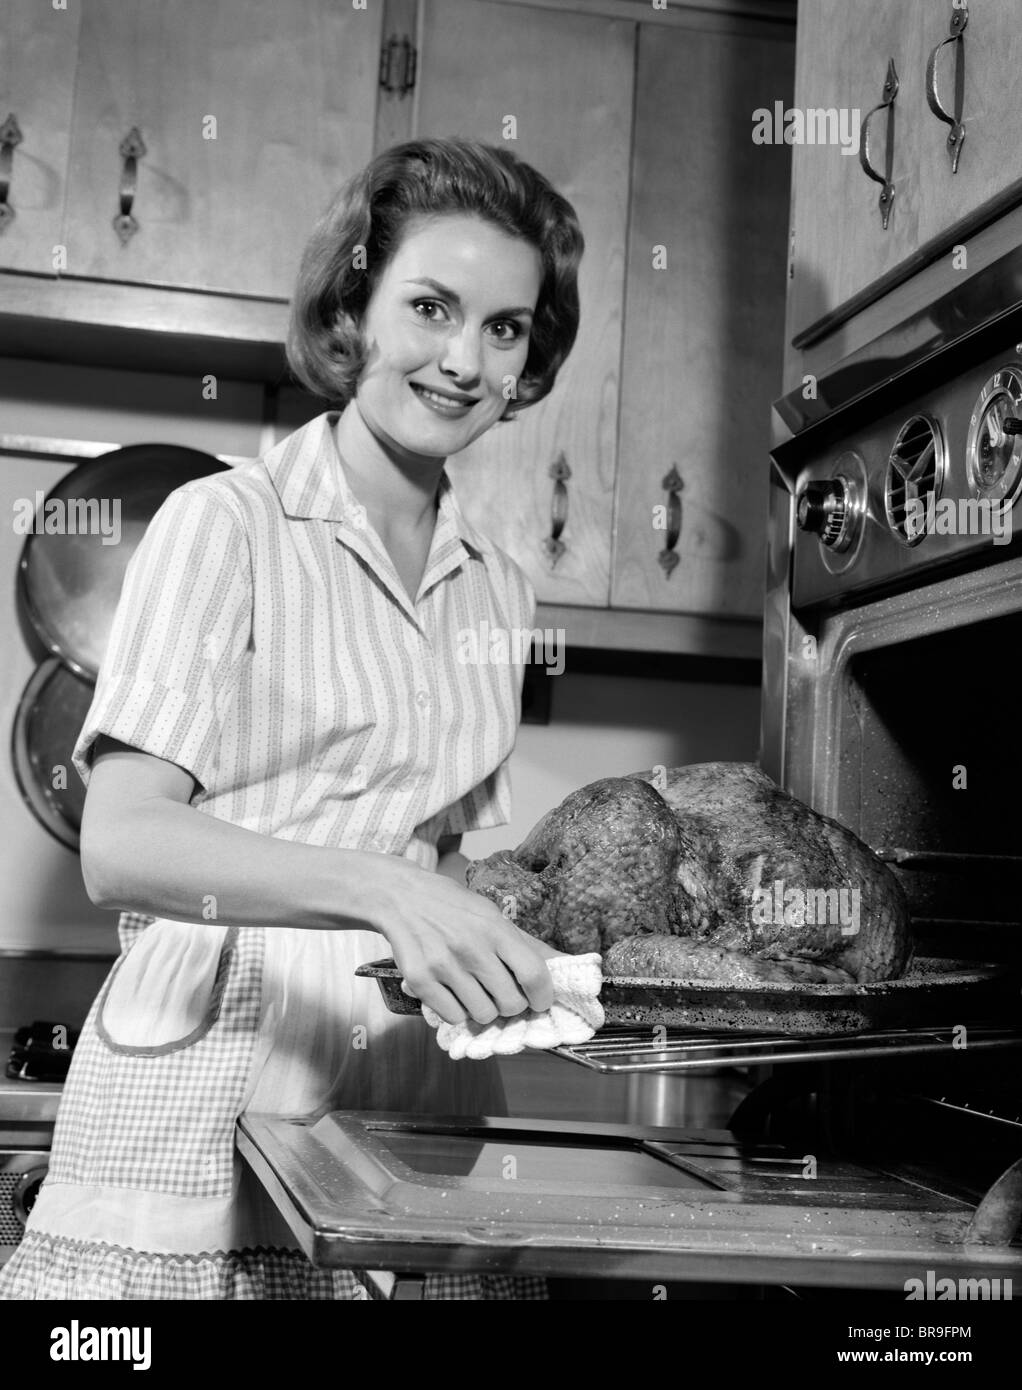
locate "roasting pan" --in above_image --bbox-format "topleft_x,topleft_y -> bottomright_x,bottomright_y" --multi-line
354,957 -> 1020,1035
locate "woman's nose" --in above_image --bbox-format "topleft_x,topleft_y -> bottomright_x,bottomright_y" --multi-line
439,327 -> 482,383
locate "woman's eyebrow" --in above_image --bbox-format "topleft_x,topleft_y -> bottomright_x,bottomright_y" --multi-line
403,278 -> 534,317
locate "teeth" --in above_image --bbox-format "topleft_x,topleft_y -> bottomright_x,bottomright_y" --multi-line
416,387 -> 468,408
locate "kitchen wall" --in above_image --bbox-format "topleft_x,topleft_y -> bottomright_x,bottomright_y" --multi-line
464,671 -> 761,861
0,359 -> 761,975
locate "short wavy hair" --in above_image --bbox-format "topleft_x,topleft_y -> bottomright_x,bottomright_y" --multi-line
286,137 -> 584,414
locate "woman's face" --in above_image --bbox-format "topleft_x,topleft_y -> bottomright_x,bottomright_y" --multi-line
352,213 -> 543,461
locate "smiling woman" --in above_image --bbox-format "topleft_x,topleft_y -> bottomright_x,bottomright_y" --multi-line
287,137 -> 583,414
0,139 -> 585,1304
285,140 -> 583,603
339,215 -> 543,520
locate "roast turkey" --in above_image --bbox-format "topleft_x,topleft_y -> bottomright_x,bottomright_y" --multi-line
466,763 -> 912,985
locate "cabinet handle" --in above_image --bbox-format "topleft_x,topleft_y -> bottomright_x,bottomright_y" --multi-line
926,2 -> 968,174
0,113 -> 24,235
379,34 -> 417,97
113,126 -> 147,245
858,58 -> 899,230
542,452 -> 571,566
658,465 -> 683,578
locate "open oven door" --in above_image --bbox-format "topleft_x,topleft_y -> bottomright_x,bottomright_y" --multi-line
237,1111 -> 1022,1295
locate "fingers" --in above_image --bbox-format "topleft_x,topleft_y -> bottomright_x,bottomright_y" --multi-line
401,975 -> 468,1026
402,953 -> 531,1025
382,870 -> 557,1024
457,962 -> 531,1022
446,907 -> 556,1016
497,938 -> 556,1013
443,973 -> 511,1026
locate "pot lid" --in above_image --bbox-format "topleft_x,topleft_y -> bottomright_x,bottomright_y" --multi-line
11,657 -> 96,852
18,443 -> 228,680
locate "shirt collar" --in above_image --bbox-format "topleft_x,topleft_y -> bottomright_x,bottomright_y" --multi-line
262,411 -> 487,557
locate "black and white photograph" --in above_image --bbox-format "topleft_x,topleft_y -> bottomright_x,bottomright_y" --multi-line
0,0 -> 1020,1355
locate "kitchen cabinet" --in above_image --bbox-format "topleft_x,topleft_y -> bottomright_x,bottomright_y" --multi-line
916,1 -> 1022,246
0,0 -> 796,655
423,0 -> 793,621
611,19 -> 794,620
56,0 -> 380,299
0,2 -> 81,275
786,0 -> 927,348
787,0 -> 1022,350
417,0 -> 633,607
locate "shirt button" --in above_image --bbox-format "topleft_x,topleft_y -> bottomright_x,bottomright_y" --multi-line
415,690 -> 430,709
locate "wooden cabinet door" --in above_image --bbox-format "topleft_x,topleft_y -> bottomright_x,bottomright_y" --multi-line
60,0 -> 381,298
787,0 -> 928,343
0,2 -> 80,275
417,0 -> 634,607
916,0 -> 1022,247
610,21 -> 794,620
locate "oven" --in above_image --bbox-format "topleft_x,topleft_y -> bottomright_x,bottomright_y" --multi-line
238,243 -> 1022,1299
0,1149 -> 51,1267
0,1029 -> 62,1268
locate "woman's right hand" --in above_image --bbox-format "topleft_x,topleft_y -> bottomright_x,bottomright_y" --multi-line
368,858 -> 557,1025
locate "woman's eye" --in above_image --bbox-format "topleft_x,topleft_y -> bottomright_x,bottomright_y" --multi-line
490,320 -> 524,343
412,300 -> 447,322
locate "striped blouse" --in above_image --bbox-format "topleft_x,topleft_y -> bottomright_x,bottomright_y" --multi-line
72,411 -> 536,937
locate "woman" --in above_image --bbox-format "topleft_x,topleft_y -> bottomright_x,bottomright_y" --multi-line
0,137 -> 584,1300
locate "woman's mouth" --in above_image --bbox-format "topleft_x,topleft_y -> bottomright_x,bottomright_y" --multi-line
409,384 -> 478,418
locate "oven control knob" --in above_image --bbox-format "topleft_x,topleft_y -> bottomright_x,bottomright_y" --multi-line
796,479 -> 848,548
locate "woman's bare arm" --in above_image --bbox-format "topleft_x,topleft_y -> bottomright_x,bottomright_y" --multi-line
80,737 -> 556,1022
81,736 -> 385,932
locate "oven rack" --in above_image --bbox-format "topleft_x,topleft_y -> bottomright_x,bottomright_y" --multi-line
553,1023 -> 1022,1073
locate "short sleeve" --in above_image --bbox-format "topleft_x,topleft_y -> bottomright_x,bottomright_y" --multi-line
442,762 -> 513,835
441,549 -> 537,835
72,482 -> 252,793
508,556 -> 537,633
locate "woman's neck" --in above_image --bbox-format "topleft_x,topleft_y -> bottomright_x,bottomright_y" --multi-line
331,401 -> 444,537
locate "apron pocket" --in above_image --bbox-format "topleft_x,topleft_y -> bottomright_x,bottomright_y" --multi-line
96,921 -> 238,1056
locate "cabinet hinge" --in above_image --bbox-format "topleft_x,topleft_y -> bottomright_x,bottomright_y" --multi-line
379,34 -> 417,97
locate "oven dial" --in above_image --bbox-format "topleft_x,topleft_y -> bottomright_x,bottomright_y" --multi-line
795,453 -> 867,574
967,366 -> 1022,505
796,479 -> 852,549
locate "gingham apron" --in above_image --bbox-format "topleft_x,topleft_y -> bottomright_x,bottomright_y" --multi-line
1,920 -> 546,1299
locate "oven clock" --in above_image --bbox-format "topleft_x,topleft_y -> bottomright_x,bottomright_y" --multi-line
966,365 -> 1022,506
